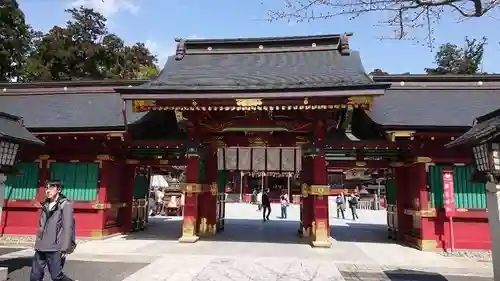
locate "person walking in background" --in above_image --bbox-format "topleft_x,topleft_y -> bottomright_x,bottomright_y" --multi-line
336,193 -> 345,219
262,188 -> 271,221
280,190 -> 289,219
256,189 -> 263,211
349,192 -> 360,220
30,181 -> 75,281
155,188 -> 164,215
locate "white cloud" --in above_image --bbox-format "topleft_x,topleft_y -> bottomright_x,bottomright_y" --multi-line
70,0 -> 139,17
145,39 -> 176,67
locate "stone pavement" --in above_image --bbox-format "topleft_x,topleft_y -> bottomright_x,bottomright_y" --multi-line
0,203 -> 493,280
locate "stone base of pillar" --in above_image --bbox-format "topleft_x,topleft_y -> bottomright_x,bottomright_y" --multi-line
301,227 -> 311,238
312,238 -> 333,248
198,218 -> 217,237
178,235 -> 199,243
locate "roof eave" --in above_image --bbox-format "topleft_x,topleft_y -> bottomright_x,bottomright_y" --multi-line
119,87 -> 387,100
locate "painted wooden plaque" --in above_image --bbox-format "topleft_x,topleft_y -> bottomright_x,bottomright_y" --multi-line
295,147 -> 302,172
266,147 -> 280,171
281,148 -> 295,171
252,148 -> 266,171
225,147 -> 238,170
217,147 -> 224,170
238,147 -> 251,171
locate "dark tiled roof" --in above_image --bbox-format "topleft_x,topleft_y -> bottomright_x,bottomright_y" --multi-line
0,93 -> 145,130
137,51 -> 379,91
0,112 -> 43,144
369,89 -> 500,128
446,109 -> 500,147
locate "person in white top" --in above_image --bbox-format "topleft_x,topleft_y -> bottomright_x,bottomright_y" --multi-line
256,190 -> 263,211
155,188 -> 164,215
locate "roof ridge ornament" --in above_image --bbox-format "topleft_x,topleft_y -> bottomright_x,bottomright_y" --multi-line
175,39 -> 186,61
340,34 -> 350,56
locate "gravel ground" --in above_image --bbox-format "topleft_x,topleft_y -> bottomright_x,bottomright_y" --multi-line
1,257 -> 147,281
439,250 -> 492,262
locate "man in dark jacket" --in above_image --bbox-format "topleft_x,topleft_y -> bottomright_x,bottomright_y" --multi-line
262,188 -> 271,221
30,181 -> 75,281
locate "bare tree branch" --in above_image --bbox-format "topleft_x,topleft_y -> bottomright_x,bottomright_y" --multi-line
268,0 -> 499,47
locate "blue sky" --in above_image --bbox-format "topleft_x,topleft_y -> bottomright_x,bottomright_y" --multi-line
18,0 -> 500,73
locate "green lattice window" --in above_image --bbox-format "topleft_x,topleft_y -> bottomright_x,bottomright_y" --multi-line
50,162 -> 99,201
428,165 -> 486,209
4,162 -> 39,200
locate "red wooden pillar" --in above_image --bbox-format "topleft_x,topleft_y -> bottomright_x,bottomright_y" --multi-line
413,162 -> 436,250
121,163 -> 136,233
309,120 -> 331,247
34,155 -> 49,202
179,149 -> 201,243
198,148 -> 218,236
310,149 -> 331,247
93,159 -> 109,237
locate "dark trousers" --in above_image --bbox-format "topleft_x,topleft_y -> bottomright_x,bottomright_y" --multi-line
262,205 -> 271,221
281,206 -> 287,219
30,250 -> 73,281
337,207 -> 345,219
155,202 -> 163,214
351,206 -> 359,220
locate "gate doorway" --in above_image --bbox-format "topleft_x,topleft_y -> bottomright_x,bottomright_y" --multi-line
209,146 -> 304,243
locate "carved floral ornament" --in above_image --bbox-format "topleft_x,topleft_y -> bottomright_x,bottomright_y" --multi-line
132,97 -> 373,112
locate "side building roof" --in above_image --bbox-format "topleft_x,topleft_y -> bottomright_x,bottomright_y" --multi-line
370,74 -> 500,129
0,80 -> 147,131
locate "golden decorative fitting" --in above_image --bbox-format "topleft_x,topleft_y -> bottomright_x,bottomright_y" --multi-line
389,161 -> 404,167
94,160 -> 103,168
69,160 -> 80,163
415,157 -> 432,163
348,95 -> 374,110
309,185 -> 330,196
92,203 -> 106,210
355,161 -> 366,167
303,97 -> 309,105
133,100 -> 155,112
420,209 -> 437,217
38,155 -> 50,160
235,99 -> 262,107
96,154 -> 114,161
125,159 -> 140,165
210,183 -> 218,196
386,130 -> 415,142
301,183 -> 310,197
181,183 -> 203,193
106,133 -> 124,141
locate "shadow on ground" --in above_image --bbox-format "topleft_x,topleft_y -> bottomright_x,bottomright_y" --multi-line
122,216 -> 306,244
122,215 -> 400,245
0,256 -> 147,281
341,269 -> 493,281
330,221 -> 394,244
